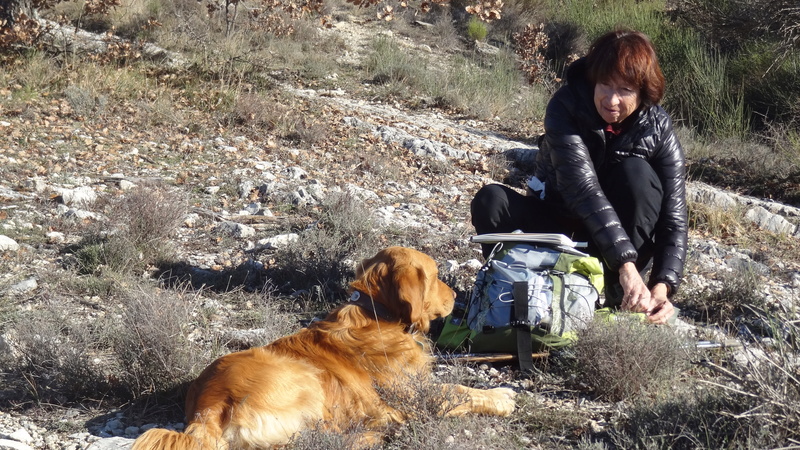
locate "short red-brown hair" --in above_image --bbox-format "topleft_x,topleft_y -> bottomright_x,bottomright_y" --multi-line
586,29 -> 665,106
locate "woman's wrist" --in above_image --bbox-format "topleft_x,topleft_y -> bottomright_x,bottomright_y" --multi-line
651,282 -> 670,299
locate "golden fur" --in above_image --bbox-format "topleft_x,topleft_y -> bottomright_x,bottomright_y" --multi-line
132,246 -> 515,449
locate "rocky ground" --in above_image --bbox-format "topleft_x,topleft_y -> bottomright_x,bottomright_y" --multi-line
1,12 -> 800,450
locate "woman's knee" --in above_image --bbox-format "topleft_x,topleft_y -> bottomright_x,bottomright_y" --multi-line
470,184 -> 511,232
604,158 -> 663,212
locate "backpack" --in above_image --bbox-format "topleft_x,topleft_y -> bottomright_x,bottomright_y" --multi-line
436,233 -> 604,370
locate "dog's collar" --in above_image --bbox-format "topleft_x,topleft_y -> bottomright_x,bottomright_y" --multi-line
349,290 -> 396,323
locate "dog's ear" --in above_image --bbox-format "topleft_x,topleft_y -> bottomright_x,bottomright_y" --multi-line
391,264 -> 429,333
350,248 -> 430,332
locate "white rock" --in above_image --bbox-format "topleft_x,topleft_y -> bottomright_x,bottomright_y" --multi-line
257,233 -> 299,250
57,186 -> 97,206
462,259 -> 484,271
215,221 -> 255,239
745,206 -> 797,235
85,437 -> 134,450
183,213 -> 200,228
7,428 -> 33,444
7,278 -> 37,295
46,231 -> 66,244
0,438 -> 34,450
285,167 -> 308,180
118,180 -> 136,191
0,235 -> 19,252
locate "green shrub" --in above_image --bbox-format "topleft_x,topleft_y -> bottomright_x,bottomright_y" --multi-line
728,41 -> 800,129
466,17 -> 488,41
668,41 -> 750,138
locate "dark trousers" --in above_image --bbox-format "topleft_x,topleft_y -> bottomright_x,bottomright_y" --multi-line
470,157 -> 663,307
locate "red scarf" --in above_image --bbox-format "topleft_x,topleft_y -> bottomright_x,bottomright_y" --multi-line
604,123 -> 623,135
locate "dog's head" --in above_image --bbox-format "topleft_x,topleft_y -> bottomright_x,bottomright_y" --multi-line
349,247 -> 455,333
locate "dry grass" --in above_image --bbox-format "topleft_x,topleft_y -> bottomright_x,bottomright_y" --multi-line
73,182 -> 187,276
2,301 -> 110,404
615,315 -> 800,448
111,284 -> 204,397
569,315 -> 692,402
267,191 -> 383,306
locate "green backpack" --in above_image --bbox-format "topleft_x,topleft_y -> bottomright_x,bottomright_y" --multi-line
436,233 -> 604,370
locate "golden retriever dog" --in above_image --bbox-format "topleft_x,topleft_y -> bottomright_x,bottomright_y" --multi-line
132,246 -> 516,449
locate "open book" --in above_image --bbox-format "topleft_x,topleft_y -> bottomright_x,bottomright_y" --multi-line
470,232 -> 589,256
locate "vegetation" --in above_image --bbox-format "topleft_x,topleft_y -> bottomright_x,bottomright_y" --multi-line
1,0 -> 799,448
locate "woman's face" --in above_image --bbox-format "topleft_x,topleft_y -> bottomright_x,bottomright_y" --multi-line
594,77 -> 641,124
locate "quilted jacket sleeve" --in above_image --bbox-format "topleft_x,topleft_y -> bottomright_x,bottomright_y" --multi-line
542,89 -> 638,272
647,108 -> 688,294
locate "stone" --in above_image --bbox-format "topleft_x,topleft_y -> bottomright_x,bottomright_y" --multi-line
118,180 -> 136,191
7,429 -> 33,444
7,278 -> 37,295
0,439 -> 34,450
56,186 -> 97,206
215,221 -> 256,239
0,236 -> 19,252
745,206 -> 797,235
46,231 -> 65,244
257,233 -> 299,250
85,437 -> 134,450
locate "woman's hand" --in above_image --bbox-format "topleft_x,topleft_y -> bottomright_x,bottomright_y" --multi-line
619,262 -> 651,313
646,283 -> 674,324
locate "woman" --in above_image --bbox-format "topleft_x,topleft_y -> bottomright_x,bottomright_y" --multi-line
471,29 -> 687,324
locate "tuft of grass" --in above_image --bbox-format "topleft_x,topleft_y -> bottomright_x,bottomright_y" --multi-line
669,42 -> 750,139
4,302 -> 111,404
268,191 -> 382,307
427,50 -> 531,120
687,200 -> 748,240
514,391 -> 592,448
365,36 -> 427,88
63,84 -> 109,119
466,17 -> 488,42
110,284 -> 203,397
614,313 -> 800,448
568,315 -> 691,402
74,183 -> 187,276
683,265 -> 764,331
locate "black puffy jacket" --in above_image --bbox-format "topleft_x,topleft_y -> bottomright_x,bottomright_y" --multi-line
535,58 -> 688,295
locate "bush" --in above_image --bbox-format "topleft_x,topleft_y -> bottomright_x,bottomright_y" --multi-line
569,315 -> 690,401
74,183 -> 187,275
684,265 -> 763,329
365,35 -> 427,87
4,302 -> 111,404
110,285 -> 202,397
668,41 -> 750,139
268,191 -> 382,307
466,16 -> 488,41
615,314 -> 800,448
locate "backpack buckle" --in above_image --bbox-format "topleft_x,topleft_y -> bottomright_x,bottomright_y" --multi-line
510,320 -> 532,331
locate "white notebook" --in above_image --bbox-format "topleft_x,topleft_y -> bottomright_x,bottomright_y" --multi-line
470,233 -> 589,256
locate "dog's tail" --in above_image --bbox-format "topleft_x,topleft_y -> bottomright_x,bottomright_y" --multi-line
131,423 -> 224,450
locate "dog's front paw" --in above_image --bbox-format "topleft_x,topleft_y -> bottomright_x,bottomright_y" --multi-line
483,387 -> 516,416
